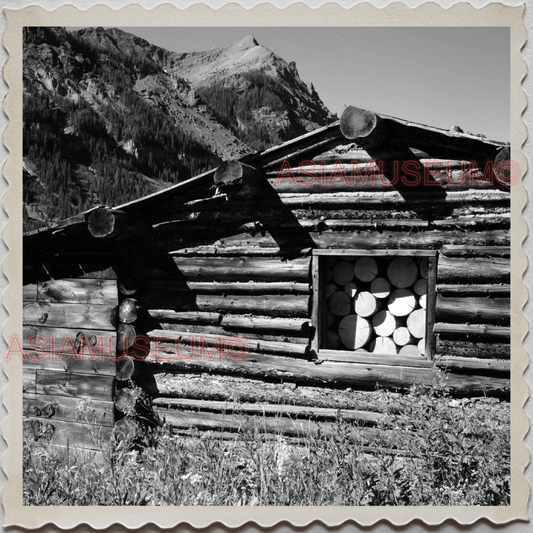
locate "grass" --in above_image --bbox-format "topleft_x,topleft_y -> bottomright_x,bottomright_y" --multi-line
23,382 -> 510,506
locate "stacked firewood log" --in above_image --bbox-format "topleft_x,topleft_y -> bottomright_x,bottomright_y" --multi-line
324,256 -> 427,356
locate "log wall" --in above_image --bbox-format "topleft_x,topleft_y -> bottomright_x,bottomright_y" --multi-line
131,152 -> 510,433
23,122 -> 511,442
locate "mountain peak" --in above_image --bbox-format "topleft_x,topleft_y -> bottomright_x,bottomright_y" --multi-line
231,34 -> 259,50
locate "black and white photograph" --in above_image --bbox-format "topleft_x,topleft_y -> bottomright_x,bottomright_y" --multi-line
5,2 -> 526,522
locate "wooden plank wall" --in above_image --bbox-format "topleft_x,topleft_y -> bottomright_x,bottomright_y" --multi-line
133,154 -> 510,436
23,277 -> 118,450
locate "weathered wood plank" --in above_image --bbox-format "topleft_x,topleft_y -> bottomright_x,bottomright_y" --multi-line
23,326 -> 116,358
148,330 -> 308,358
436,295 -> 510,325
152,398 -> 386,425
23,350 -> 117,376
23,393 -> 114,426
434,323 -> 510,341
170,257 -> 310,281
23,367 -> 36,395
34,370 -> 115,401
23,284 -> 38,302
29,279 -> 118,305
23,302 -> 117,330
436,284 -> 511,296
23,418 -> 112,451
438,256 -> 510,283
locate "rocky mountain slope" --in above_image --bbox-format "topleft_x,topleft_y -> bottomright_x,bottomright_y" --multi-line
23,26 -> 335,231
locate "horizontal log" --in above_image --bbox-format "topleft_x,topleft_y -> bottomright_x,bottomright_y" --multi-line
23,418 -> 112,451
152,398 -> 386,425
157,323 -> 308,345
22,350 -> 117,376
148,372 -> 404,412
145,280 -> 311,295
171,256 -> 310,281
174,189 -> 510,213
149,310 -> 222,325
23,326 -> 116,358
148,330 -> 308,358
155,216 -> 510,253
219,315 -> 311,334
177,229 -> 510,256
436,284 -> 511,296
23,279 -> 118,305
23,302 -> 116,331
160,203 -> 510,226
154,406 -> 377,439
28,369 -> 115,401
317,350 -> 432,368
268,166 -> 502,193
434,323 -> 510,341
166,247 -> 310,257
275,189 -> 509,207
435,356 -> 509,377
374,109 -> 505,160
144,350 -> 507,395
140,293 -> 309,317
23,393 -> 114,426
182,215 -> 508,233
438,256 -> 510,284
436,339 -> 510,360
440,245 -> 510,257
436,295 -> 510,325
313,147 -> 432,163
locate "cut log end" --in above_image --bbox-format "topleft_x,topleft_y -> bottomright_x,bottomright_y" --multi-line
372,310 -> 397,337
388,289 -> 416,317
354,257 -> 378,282
370,336 -> 397,355
87,207 -> 122,239
333,260 -> 354,285
355,291 -> 378,318
340,106 -> 378,140
338,315 -> 371,350
328,291 -> 352,316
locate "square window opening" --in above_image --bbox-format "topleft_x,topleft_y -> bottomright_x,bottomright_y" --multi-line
312,251 -> 436,360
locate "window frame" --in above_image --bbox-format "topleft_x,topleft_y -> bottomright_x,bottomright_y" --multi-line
311,249 -> 438,363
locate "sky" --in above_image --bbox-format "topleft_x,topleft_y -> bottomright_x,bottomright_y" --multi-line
115,26 -> 510,142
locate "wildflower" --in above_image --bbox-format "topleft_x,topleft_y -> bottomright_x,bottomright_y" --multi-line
189,473 -> 203,485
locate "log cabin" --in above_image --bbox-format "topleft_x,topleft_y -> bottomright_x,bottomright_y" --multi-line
22,106 -> 512,450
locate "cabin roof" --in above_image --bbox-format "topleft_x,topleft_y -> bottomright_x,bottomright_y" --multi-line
24,106 -> 509,246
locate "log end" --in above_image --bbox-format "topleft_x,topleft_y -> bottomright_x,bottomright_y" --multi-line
340,106 -> 387,149
87,206 -> 117,239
